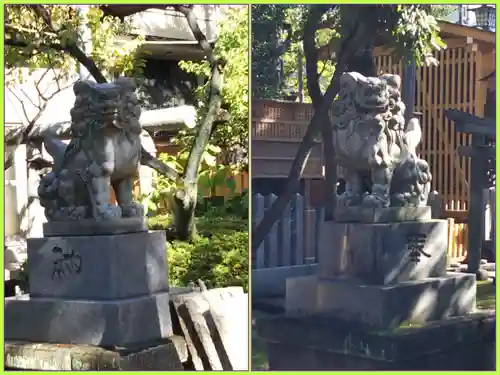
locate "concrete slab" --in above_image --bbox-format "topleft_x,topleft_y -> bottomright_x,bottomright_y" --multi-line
5,292 -> 173,347
256,311 -> 495,370
285,273 -> 476,329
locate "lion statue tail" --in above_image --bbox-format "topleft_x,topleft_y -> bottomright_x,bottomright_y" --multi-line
43,136 -> 68,172
404,117 -> 422,157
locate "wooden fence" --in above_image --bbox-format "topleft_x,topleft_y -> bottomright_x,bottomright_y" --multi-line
374,44 -> 487,212
252,189 -> 495,269
252,193 -> 322,269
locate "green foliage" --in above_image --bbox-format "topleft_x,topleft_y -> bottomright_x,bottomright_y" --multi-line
177,6 -> 248,168
334,5 -> 446,67
149,213 -> 247,233
6,5 -> 78,83
85,7 -> 146,78
196,191 -> 248,218
428,5 -> 457,20
281,6 -> 336,101
390,5 -> 446,66
5,5 -> 145,85
141,7 -> 249,232
253,5 -> 447,101
251,5 -> 289,99
149,214 -> 248,291
142,147 -> 242,215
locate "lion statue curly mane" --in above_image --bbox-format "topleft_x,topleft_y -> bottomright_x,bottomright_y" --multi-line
330,72 -> 432,208
38,77 -> 145,222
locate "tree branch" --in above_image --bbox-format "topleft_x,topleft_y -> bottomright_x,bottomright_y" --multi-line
6,4 -> 179,181
174,4 -> 224,183
252,8 -> 370,248
175,5 -> 218,65
170,4 -> 224,240
6,35 -> 108,84
303,5 -> 331,106
4,68 -> 72,170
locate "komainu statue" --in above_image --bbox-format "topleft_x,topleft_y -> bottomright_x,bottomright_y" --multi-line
38,77 -> 148,222
331,72 -> 432,208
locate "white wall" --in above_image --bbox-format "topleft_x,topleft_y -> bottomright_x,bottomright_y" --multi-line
127,5 -> 220,41
5,68 -> 78,127
444,5 -> 481,26
5,145 -> 28,237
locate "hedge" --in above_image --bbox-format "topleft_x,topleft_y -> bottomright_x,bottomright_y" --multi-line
149,214 -> 248,291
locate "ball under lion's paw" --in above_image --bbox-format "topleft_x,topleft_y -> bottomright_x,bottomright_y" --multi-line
337,191 -> 362,207
120,202 -> 145,218
362,193 -> 390,208
96,204 -> 122,220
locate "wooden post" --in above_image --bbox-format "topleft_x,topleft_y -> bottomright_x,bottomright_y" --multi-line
445,109 -> 495,274
297,46 -> 304,103
402,58 -> 416,123
466,133 -> 487,274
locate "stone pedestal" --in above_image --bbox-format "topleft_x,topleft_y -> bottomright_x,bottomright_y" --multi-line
5,231 -> 173,347
285,220 -> 476,329
257,312 -> 495,370
317,220 -> 448,284
256,215 -> 492,370
287,273 -> 476,329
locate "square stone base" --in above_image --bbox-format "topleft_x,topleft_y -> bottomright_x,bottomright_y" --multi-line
5,292 -> 173,347
286,273 -> 476,329
317,220 -> 448,284
27,231 -> 169,300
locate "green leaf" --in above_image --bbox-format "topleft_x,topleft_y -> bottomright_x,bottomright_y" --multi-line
212,168 -> 228,187
225,178 -> 237,193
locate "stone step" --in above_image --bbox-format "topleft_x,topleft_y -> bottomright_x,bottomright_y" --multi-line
4,336 -> 187,371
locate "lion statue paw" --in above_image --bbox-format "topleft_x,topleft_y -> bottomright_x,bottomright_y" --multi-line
120,202 -> 145,218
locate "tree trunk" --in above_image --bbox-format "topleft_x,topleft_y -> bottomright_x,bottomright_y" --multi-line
252,11 -> 373,250
303,5 -> 337,220
172,5 -> 224,241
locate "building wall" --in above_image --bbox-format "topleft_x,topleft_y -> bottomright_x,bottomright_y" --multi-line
5,68 -> 78,127
128,6 -> 220,41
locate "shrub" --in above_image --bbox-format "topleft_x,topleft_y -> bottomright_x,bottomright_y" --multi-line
149,214 -> 249,291
194,192 -> 248,219
149,214 -> 247,235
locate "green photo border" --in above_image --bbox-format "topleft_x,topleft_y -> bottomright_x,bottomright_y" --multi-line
248,2 -> 498,375
1,1 -> 498,374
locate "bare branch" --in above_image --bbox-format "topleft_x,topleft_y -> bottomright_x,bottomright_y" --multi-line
8,87 -> 31,124
5,66 -> 71,171
18,86 -> 39,109
175,5 -> 218,65
34,68 -> 51,100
